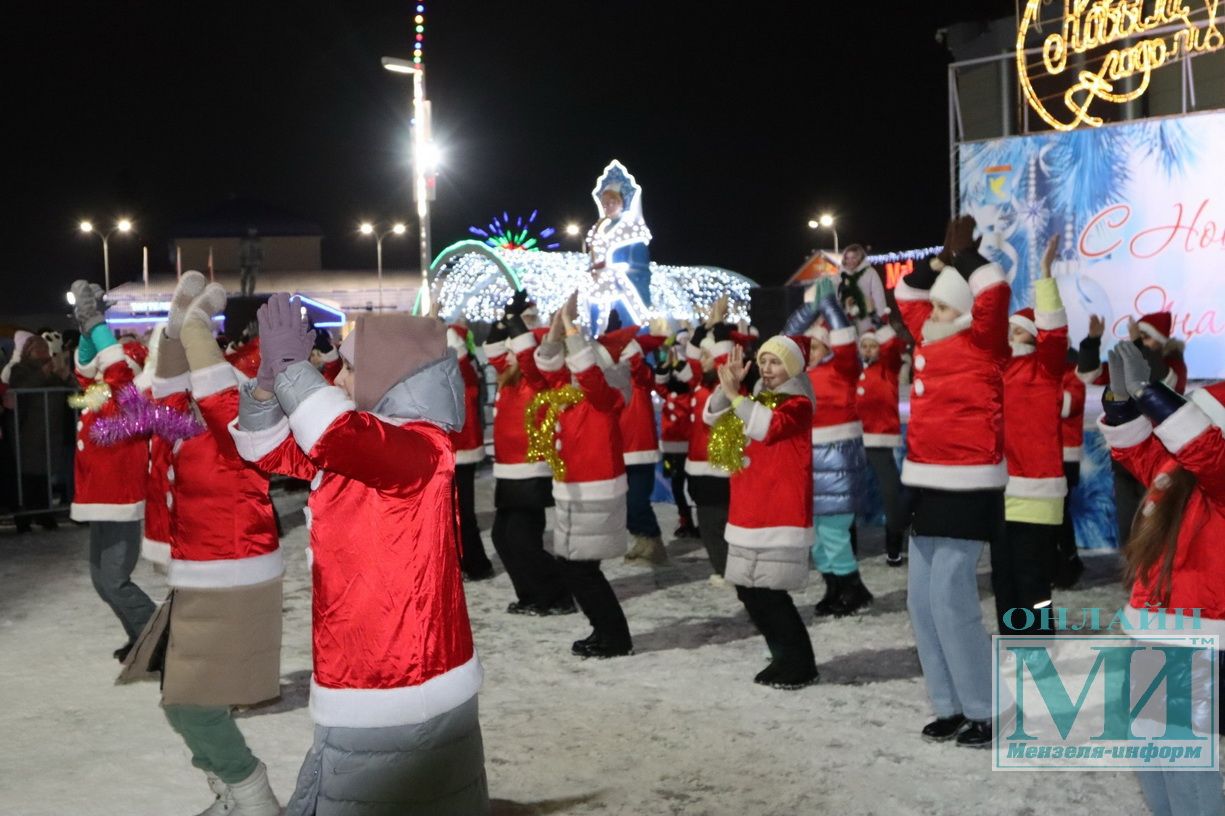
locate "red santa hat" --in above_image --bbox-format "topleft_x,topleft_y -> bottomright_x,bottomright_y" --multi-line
597,326 -> 643,362
225,336 -> 261,379
122,339 -> 149,370
757,335 -> 810,380
858,329 -> 879,346
1190,382 -> 1225,429
929,260 -> 974,316
1137,312 -> 1173,344
1009,307 -> 1037,338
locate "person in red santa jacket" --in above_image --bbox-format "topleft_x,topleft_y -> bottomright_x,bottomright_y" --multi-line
704,336 -> 819,689
119,271 -> 284,815
683,304 -> 749,585
448,322 -> 495,581
482,291 -> 573,616
132,328 -> 172,570
602,322 -> 668,566
1054,349 -> 1087,589
67,280 -> 155,660
522,292 -> 634,658
232,295 -> 488,815
654,329 -> 700,540
992,235 -> 1069,635
1097,343 -> 1225,816
1077,311 -> 1184,551
785,294 -> 873,617
855,321 -> 906,566
892,216 -> 1009,749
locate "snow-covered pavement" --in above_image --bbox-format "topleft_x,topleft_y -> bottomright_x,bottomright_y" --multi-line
0,476 -> 1154,814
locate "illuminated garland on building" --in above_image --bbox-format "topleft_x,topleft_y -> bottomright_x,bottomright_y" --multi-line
413,3 -> 426,64
865,246 -> 942,265
468,210 -> 560,251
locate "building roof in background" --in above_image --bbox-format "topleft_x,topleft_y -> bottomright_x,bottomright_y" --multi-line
171,197 -> 323,239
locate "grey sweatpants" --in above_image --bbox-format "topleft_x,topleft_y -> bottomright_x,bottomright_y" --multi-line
286,695 -> 489,816
89,520 -> 155,642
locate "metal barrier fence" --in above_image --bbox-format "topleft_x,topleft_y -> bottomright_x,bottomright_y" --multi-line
2,387 -> 78,521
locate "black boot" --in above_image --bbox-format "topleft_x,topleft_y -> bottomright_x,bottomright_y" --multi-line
955,719 -> 992,748
813,573 -> 838,617
574,634 -> 633,659
570,631 -> 600,655
885,528 -> 905,566
828,571 -> 873,617
1052,553 -> 1084,590
921,714 -> 968,742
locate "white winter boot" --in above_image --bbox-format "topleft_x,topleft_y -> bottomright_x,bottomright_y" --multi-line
194,773 -> 235,815
228,762 -> 281,816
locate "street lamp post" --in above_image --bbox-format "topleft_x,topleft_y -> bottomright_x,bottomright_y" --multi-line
359,221 -> 408,310
79,218 -> 132,292
807,213 -> 839,255
564,223 -> 582,248
381,56 -> 436,313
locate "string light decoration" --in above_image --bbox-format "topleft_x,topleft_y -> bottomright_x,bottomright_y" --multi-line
426,241 -> 753,328
467,210 -> 561,251
865,246 -> 943,265
413,3 -> 425,64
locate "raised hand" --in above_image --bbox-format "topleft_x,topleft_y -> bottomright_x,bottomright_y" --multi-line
706,295 -> 729,329
256,293 -> 315,392
1087,314 -> 1105,339
1040,235 -> 1059,278
1127,316 -> 1141,342
717,344 -> 751,401
1117,340 -> 1152,398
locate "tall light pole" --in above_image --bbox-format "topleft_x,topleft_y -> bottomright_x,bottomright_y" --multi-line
381,56 -> 437,313
359,221 -> 407,309
79,218 -> 132,292
807,213 -> 839,254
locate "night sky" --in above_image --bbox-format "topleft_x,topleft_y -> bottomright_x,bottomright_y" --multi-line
9,0 -> 1016,314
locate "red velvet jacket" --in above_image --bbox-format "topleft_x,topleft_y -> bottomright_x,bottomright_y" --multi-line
1061,362 -> 1087,463
483,333 -> 552,480
855,325 -> 903,448
807,326 -> 862,444
1003,312 -> 1069,500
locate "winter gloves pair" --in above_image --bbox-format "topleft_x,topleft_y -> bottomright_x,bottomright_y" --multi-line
255,293 -> 315,393
1102,340 -> 1186,427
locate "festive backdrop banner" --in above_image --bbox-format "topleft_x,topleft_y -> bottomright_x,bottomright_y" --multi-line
960,109 -> 1225,380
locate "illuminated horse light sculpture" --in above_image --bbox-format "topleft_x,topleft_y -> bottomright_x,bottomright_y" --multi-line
419,161 -> 755,330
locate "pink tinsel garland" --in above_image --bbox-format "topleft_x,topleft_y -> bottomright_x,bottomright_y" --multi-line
89,384 -> 205,446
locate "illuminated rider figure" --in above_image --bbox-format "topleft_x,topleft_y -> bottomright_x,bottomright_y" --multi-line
584,160 -> 653,332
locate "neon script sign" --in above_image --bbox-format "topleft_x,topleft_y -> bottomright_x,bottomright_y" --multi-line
1016,0 -> 1224,131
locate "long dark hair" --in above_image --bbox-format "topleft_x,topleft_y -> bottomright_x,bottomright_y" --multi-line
1124,467 -> 1198,605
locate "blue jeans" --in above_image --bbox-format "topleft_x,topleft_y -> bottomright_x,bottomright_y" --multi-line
625,464 -> 661,537
907,535 -> 993,721
1136,770 -> 1225,816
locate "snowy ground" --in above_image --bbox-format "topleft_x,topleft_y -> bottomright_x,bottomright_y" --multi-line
0,473 -> 1160,815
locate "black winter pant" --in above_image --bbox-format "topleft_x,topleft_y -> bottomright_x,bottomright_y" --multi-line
557,559 -> 631,649
696,505 -> 729,576
991,520 -> 1059,635
736,586 -> 816,673
866,447 -> 905,558
455,464 -> 492,577
662,454 -> 693,528
1059,462 -> 1081,559
1112,460 -> 1145,548
491,504 -> 568,608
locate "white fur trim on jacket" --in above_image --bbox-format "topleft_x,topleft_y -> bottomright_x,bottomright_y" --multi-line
455,447 -> 486,465
1162,367 -> 1180,390
1061,391 -> 1073,418
738,398 -> 774,442
892,278 -> 930,303
684,459 -> 729,478
810,421 -> 864,444
1096,414 -> 1153,449
1062,445 -> 1083,462
1137,321 -> 1169,344
94,342 -> 139,374
167,548 -> 284,589
534,345 -> 564,372
446,328 -> 469,358
863,433 -> 902,448
1153,402 -> 1213,455
152,373 -> 192,398
309,653 -> 483,729
1191,388 -> 1225,429
566,345 -> 597,373
141,537 -> 171,566
900,459 -> 1009,490
968,262 -> 1007,296
1006,475 -> 1069,499
552,473 -> 628,502
1035,308 -> 1068,331
70,500 -> 146,522
1076,365 -> 1103,385
623,449 -> 661,465
620,340 -> 643,362
483,340 -> 508,360
660,439 -> 689,454
492,461 -> 553,479
873,326 -> 898,345
289,387 -> 355,454
724,523 -> 812,551
675,363 -> 694,383
829,326 -> 857,347
189,362 -> 237,399
228,416 -> 290,462
509,332 -> 538,354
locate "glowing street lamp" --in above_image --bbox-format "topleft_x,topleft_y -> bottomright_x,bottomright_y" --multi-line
359,221 -> 408,309
79,218 -> 133,292
809,213 -> 839,254
381,55 -> 437,313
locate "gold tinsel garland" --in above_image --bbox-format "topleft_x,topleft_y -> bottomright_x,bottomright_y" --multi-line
67,382 -> 112,411
525,385 -> 586,481
707,391 -> 793,474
